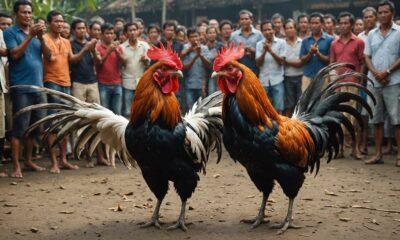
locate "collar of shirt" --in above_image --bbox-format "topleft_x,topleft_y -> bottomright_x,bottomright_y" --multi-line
337,34 -> 357,44
239,26 -> 257,36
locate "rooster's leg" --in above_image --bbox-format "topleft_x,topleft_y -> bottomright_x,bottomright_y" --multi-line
167,200 -> 188,231
270,198 -> 301,234
140,199 -> 163,229
241,193 -> 270,228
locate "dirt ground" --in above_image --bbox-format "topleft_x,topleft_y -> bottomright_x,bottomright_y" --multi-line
1,147 -> 400,240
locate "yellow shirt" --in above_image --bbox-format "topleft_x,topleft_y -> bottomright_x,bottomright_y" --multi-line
42,33 -> 71,86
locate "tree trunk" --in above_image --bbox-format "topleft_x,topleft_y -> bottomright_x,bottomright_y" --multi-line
162,0 -> 167,25
131,0 -> 136,21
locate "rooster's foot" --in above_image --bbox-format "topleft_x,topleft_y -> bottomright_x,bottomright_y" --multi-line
270,219 -> 301,234
139,218 -> 163,229
167,219 -> 188,232
241,217 -> 270,228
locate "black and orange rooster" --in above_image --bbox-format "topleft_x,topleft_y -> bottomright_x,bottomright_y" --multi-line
211,43 -> 374,234
16,43 -> 223,231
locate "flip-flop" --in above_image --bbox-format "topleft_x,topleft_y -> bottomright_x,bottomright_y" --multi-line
364,157 -> 384,164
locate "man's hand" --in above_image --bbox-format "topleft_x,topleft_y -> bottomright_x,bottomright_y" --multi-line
140,55 -> 148,65
29,23 -> 45,39
194,41 -> 201,56
263,42 -> 272,52
374,70 -> 389,86
310,43 -> 318,54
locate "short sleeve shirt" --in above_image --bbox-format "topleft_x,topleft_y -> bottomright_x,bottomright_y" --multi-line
283,37 -> 303,77
3,25 -> 43,93
42,33 -> 72,87
96,43 -> 122,86
255,37 -> 286,86
364,24 -> 400,87
70,39 -> 96,84
0,30 -> 7,93
182,44 -> 210,89
300,32 -> 334,78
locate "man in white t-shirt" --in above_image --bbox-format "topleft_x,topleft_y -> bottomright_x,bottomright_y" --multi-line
120,22 -> 150,117
0,30 -> 7,177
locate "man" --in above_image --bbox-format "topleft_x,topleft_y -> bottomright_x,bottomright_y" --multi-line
114,18 -> 125,32
297,13 -> 310,40
181,28 -> 210,111
133,18 -> 147,41
271,13 -> 285,38
330,12 -> 365,160
88,21 -> 102,40
96,23 -> 126,115
230,9 -> 263,75
4,0 -> 47,178
0,28 -> 7,176
209,19 -> 219,30
324,13 -> 338,39
42,10 -> 96,173
300,12 -> 334,92
120,22 -> 150,117
0,13 -> 12,31
205,26 -> 224,95
219,20 -> 233,47
364,0 -> 400,166
61,21 -> 71,39
255,20 -> 286,113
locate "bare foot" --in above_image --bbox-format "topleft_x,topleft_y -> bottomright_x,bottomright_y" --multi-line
0,172 -> 8,178
59,161 -> 79,170
10,169 -> 23,178
97,158 -> 111,166
49,165 -> 61,174
85,161 -> 95,168
24,162 -> 46,172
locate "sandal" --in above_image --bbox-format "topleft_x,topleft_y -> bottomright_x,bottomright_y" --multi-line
364,156 -> 384,165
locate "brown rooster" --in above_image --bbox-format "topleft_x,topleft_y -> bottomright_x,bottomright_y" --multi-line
211,43 -> 375,234
15,43 -> 223,231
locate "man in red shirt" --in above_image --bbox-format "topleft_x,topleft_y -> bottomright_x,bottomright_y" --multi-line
330,11 -> 365,160
96,23 -> 126,115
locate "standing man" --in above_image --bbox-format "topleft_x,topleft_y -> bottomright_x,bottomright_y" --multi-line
230,9 -> 263,75
297,13 -> 310,40
88,21 -> 102,40
330,12 -> 365,160
120,22 -> 150,117
300,12 -> 334,92
4,0 -> 47,178
219,20 -> 233,47
0,13 -> 13,30
255,20 -> 286,114
42,10 -> 96,173
271,13 -> 285,39
364,0 -> 400,166
324,14 -> 338,39
0,27 -> 8,176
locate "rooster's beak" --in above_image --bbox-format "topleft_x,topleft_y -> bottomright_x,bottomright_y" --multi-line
171,70 -> 183,78
211,71 -> 227,79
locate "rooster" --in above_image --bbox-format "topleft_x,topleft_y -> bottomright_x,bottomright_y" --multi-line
211,43 -> 375,234
15,43 -> 223,231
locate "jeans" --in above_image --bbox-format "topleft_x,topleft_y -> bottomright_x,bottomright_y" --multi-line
98,83 -> 122,115
44,81 -> 71,115
284,75 -> 302,109
186,89 -> 202,112
122,87 -> 135,117
264,81 -> 285,113
207,78 -> 219,95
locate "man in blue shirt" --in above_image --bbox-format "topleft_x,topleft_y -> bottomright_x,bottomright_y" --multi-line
4,0 -> 47,178
230,9 -> 263,75
300,12 -> 334,92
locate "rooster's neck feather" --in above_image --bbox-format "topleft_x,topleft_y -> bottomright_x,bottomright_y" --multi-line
130,62 -> 181,128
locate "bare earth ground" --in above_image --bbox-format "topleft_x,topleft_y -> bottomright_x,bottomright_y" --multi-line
1,148 -> 400,240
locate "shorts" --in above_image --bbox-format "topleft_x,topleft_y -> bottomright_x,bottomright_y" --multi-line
368,84 -> 400,125
11,91 -> 47,139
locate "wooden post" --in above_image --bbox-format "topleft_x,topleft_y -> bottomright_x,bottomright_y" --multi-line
131,0 -> 136,21
162,0 -> 167,25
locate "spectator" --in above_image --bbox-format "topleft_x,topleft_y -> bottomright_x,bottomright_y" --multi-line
209,19 -> 219,31
115,29 -> 127,43
324,13 -> 338,39
181,27 -> 211,111
146,23 -> 161,44
198,24 -> 207,45
205,26 -> 224,95
69,19 -> 108,168
282,19 -> 304,117
219,20 -> 233,47
4,0 -> 47,178
175,27 -> 187,44
300,12 -> 333,92
134,18 -> 148,41
114,17 -> 125,32
364,0 -> 400,166
0,13 -> 12,31
42,10 -> 94,173
354,18 -> 364,35
271,13 -> 285,38
230,9 -> 263,75
96,23 -> 126,115
89,21 -> 102,40
330,11 -> 365,160
297,13 -> 310,39
0,29 -> 7,176
255,20 -> 286,114
120,22 -> 150,117
34,17 -> 45,26
61,21 -> 71,39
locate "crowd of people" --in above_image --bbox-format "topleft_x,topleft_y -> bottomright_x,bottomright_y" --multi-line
0,0 -> 399,178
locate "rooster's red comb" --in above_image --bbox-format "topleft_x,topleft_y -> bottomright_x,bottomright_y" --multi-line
147,42 -> 182,70
213,42 -> 244,71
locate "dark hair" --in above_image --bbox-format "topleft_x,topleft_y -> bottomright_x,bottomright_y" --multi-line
219,20 -> 233,30
89,21 -> 101,30
338,11 -> 355,25
46,10 -> 63,23
114,17 -> 125,24
310,12 -> 324,23
35,17 -> 45,23
284,18 -> 297,29
134,18 -> 144,25
175,26 -> 186,35
147,23 -> 161,34
297,13 -> 309,22
239,9 -> 253,19
71,18 -> 86,30
186,27 -> 198,37
324,13 -> 336,24
271,13 -> 284,22
261,19 -> 274,29
377,0 -> 395,13
101,22 -> 114,33
362,7 -> 377,17
13,0 -> 32,14
123,22 -> 139,33
206,26 -> 218,34
0,12 -> 12,20
163,20 -> 177,31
